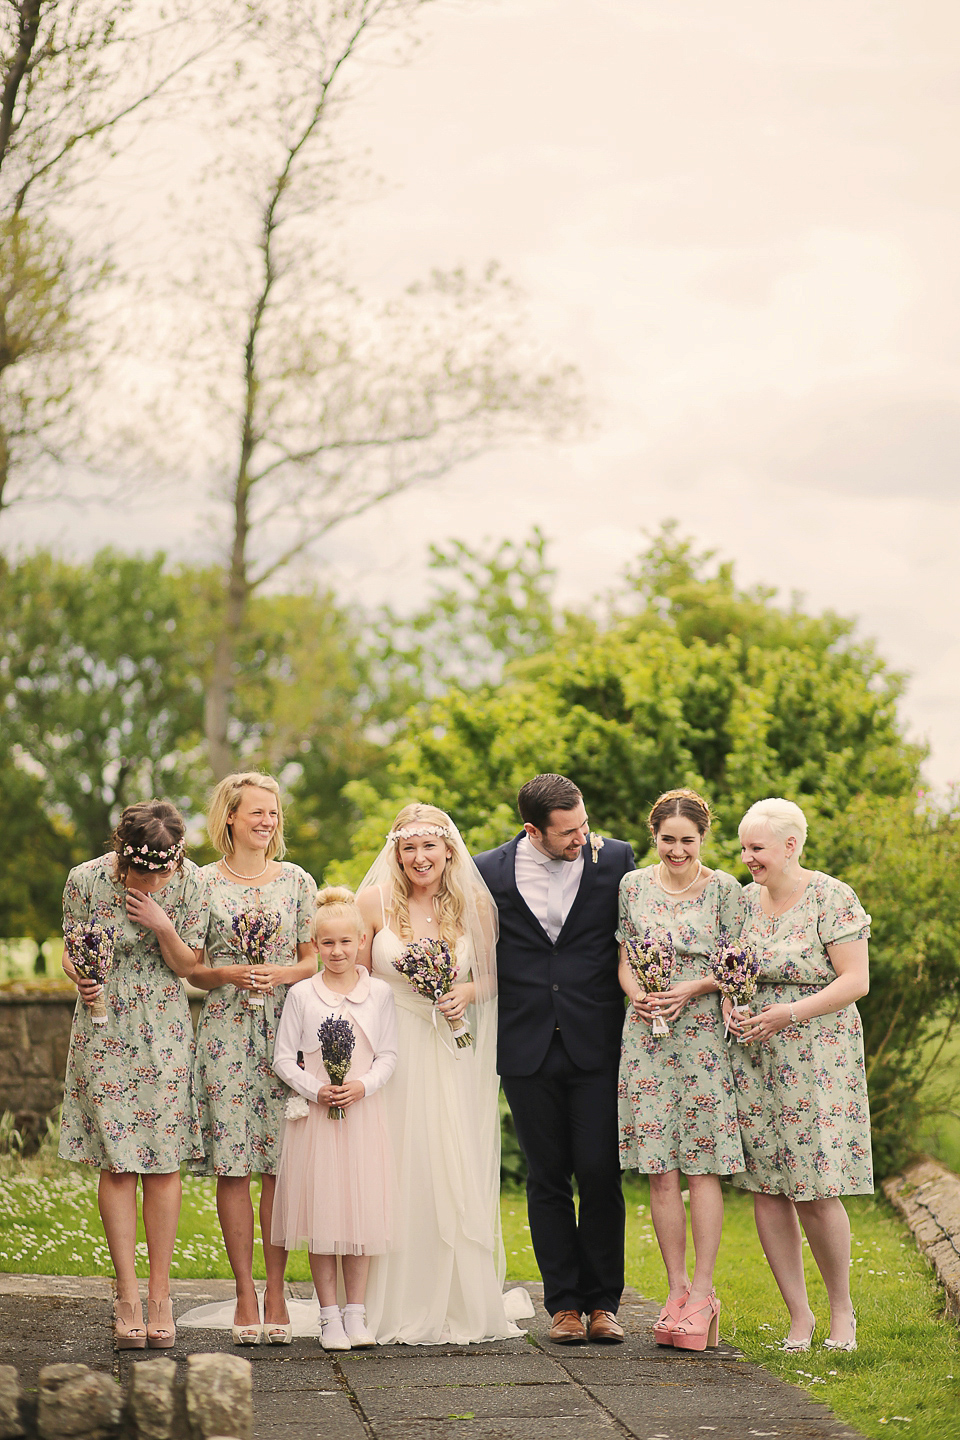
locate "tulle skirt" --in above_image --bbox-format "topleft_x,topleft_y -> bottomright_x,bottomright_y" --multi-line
271,1044 -> 395,1255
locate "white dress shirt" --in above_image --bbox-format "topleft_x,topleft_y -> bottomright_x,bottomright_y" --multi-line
514,834 -> 584,942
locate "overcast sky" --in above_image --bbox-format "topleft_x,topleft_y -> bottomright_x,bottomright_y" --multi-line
7,0 -> 960,784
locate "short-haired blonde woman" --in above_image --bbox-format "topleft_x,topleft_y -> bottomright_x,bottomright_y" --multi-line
191,773 -> 317,1344
731,797 -> 871,1354
617,789 -> 744,1351
356,802 -> 520,1345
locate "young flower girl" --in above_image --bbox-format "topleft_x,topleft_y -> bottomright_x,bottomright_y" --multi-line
272,887 -> 398,1350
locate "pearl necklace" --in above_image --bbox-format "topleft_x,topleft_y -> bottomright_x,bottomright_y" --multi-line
656,860 -> 703,897
220,854 -> 268,881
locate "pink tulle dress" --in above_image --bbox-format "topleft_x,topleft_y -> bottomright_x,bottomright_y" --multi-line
271,970 -> 398,1255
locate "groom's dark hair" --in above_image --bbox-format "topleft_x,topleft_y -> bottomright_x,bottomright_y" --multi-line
518,774 -> 583,832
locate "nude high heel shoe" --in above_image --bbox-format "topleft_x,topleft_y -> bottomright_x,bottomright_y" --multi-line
113,1298 -> 147,1350
146,1296 -> 176,1349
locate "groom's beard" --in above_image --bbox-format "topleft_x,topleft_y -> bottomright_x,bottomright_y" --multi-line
538,837 -> 587,863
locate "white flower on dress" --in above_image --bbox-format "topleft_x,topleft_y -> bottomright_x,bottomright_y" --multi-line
589,832 -> 604,864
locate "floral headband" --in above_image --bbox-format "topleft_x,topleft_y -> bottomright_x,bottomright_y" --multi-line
387,824 -> 452,843
122,838 -> 186,871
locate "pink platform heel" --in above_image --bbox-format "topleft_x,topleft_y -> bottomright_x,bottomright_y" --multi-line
671,1290 -> 721,1352
652,1287 -> 690,1346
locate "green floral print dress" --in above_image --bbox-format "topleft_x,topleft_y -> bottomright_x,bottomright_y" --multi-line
730,872 -> 873,1199
192,864 -> 317,1177
58,855 -> 209,1173
617,868 -> 746,1176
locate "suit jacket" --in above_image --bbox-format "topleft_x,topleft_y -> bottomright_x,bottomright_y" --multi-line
474,833 -> 635,1077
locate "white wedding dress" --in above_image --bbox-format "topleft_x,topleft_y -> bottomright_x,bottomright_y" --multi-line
365,923 -> 530,1344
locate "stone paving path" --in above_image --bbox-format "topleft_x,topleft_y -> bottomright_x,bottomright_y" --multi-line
0,1275 -> 865,1440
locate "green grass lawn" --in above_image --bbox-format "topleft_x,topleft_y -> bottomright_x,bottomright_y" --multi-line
1,1157 -> 957,1440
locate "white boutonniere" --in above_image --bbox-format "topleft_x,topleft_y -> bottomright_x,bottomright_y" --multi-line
589,832 -> 604,864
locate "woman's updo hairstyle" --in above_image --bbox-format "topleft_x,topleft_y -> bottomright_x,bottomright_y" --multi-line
112,800 -> 187,882
311,886 -> 364,943
738,797 -> 808,854
648,788 -> 712,838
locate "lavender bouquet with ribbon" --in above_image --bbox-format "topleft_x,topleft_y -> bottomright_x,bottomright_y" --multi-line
393,937 -> 473,1048
710,933 -> 762,1041
63,920 -> 116,1025
318,1015 -> 356,1120
623,927 -> 675,1037
231,906 -> 282,1008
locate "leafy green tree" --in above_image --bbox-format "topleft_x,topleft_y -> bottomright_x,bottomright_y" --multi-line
817,792 -> 960,1174
372,529 -> 558,703
0,549 -> 204,855
0,752 -> 76,955
374,530 -> 922,868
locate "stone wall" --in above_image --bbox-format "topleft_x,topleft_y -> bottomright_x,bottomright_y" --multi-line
884,1157 -> 960,1321
0,992 -> 75,1141
0,987 -> 204,1144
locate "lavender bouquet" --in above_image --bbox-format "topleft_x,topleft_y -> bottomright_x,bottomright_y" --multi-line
623,928 -> 675,1037
63,921 -> 116,1025
318,1015 -> 356,1120
393,937 -> 473,1048
710,933 -> 762,1041
231,906 -> 282,1008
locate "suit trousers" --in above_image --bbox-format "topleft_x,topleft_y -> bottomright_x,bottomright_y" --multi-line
502,1030 -> 625,1316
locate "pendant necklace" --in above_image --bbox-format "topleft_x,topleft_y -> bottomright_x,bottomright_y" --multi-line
656,861 -> 703,897
768,874 -> 804,918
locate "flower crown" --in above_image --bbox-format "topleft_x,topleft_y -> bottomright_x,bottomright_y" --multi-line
122,837 -> 186,871
387,824 -> 452,843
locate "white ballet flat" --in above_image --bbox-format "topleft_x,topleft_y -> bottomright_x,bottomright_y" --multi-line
342,1307 -> 376,1348
320,1312 -> 351,1351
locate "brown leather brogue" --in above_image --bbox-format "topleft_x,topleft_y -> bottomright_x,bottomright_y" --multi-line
548,1308 -> 587,1344
587,1309 -> 624,1343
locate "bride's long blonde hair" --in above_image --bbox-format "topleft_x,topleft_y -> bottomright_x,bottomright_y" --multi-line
386,802 -> 467,947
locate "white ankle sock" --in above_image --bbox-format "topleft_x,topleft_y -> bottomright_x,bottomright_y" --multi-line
319,1305 -> 348,1345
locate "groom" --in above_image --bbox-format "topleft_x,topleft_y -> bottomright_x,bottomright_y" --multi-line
474,774 -> 634,1344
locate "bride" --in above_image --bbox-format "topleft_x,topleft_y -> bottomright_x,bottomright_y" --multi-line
357,802 -> 528,1344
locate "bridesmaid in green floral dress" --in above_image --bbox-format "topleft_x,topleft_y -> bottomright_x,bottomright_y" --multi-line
59,800 -> 209,1350
617,789 -> 744,1352
731,797 -> 871,1354
191,772 -> 317,1344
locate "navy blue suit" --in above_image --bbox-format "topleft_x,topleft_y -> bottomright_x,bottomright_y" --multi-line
475,833 -> 635,1316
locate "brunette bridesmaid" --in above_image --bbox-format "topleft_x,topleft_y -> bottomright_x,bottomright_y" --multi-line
617,789 -> 744,1351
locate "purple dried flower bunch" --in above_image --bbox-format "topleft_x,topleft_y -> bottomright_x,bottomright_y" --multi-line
63,920 -> 116,1025
317,1015 -> 356,1120
392,937 -> 473,1048
623,926 -> 675,1037
623,927 -> 675,996
231,906 -> 282,963
710,931 -> 762,1040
